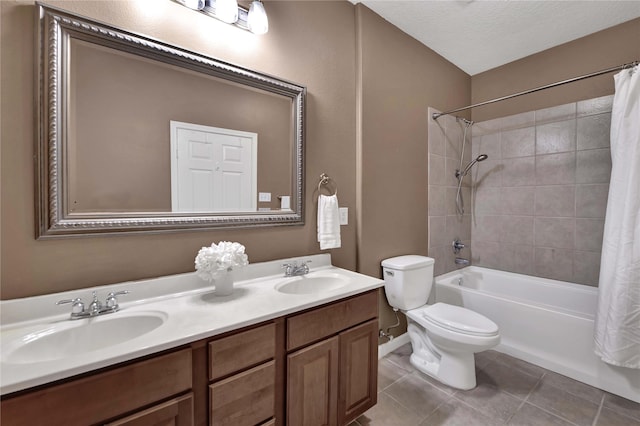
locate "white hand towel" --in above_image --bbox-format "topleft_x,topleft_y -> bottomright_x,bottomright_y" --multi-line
317,194 -> 341,250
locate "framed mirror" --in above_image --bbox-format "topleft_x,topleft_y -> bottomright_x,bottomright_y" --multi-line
36,4 -> 305,238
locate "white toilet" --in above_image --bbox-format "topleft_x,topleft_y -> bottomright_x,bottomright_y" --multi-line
381,255 -> 500,390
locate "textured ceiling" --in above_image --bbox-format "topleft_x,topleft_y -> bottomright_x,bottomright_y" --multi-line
354,1 -> 640,75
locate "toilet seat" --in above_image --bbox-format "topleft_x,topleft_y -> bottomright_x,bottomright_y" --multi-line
408,303 -> 499,337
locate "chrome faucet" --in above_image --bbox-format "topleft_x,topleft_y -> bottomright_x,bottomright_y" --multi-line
57,290 -> 130,320
88,291 -> 102,316
452,239 -> 465,254
282,260 -> 312,277
455,257 -> 470,266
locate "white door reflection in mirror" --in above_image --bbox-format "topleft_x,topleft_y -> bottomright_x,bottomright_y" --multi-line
170,121 -> 257,212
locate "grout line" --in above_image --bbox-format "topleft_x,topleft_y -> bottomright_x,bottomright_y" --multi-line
379,357 -> 413,390
420,396 -> 453,425
377,370 -> 409,393
449,392 -> 495,419
523,376 -> 595,426
591,393 -> 606,426
524,371 -> 544,404
504,372 -> 545,424
382,387 -> 440,424
384,355 -> 412,372
525,401 -> 583,426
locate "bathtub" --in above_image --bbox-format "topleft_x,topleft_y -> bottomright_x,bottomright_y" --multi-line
435,266 -> 640,403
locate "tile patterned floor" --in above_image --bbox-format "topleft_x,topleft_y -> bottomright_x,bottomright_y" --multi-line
351,344 -> 640,426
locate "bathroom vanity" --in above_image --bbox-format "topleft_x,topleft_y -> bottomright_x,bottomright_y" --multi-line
0,255 -> 382,426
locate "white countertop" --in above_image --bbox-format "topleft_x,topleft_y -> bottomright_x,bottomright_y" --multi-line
0,254 -> 384,395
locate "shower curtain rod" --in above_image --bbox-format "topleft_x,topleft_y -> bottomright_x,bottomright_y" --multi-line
432,60 -> 639,121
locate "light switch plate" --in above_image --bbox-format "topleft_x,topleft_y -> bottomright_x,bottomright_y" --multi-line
339,207 -> 348,225
258,192 -> 271,202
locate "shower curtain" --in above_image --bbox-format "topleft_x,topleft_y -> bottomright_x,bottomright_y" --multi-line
594,64 -> 640,368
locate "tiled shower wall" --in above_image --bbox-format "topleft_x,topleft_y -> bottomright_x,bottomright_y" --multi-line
469,95 -> 613,286
427,108 -> 473,276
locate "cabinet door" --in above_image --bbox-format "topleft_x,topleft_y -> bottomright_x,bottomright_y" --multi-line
287,337 -> 339,426
105,393 -> 194,426
338,320 -> 378,426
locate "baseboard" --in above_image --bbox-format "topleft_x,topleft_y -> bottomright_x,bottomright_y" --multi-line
378,332 -> 410,359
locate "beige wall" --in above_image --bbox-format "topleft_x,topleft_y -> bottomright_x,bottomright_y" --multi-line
355,5 -> 471,336
471,18 -> 640,122
1,0 -> 358,298
356,4 -> 471,276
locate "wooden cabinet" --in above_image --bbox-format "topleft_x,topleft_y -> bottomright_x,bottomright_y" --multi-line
0,349 -> 193,426
286,291 -> 378,426
208,323 -> 276,381
287,290 -> 378,352
208,323 -> 277,426
105,393 -> 194,426
287,337 -> 339,426
210,361 -> 276,425
338,320 -> 378,426
1,290 -> 378,426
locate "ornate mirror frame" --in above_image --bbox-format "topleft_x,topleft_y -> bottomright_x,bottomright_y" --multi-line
35,4 -> 305,238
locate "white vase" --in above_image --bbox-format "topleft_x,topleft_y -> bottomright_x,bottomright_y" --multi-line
213,269 -> 234,296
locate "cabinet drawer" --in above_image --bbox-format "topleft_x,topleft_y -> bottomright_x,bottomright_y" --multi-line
1,348 -> 192,426
209,360 -> 275,426
287,290 -> 378,351
105,393 -> 194,426
208,322 -> 275,381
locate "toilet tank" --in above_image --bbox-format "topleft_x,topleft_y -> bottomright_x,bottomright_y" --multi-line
381,255 -> 435,310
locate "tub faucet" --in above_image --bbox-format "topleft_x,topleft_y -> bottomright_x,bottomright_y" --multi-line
455,257 -> 469,266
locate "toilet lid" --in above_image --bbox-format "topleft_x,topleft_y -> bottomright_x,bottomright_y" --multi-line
416,303 -> 499,337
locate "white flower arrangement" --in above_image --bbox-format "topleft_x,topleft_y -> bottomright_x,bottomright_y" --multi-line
195,241 -> 249,281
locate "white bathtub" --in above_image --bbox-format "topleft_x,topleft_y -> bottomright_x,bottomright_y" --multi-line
435,266 -> 640,403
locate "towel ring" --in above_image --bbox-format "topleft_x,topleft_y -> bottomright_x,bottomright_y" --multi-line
318,173 -> 338,196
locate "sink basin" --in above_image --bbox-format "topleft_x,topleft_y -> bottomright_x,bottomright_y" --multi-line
275,272 -> 350,294
2,311 -> 167,364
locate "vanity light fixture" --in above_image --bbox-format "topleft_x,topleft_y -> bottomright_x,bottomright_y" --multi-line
174,0 -> 269,34
205,0 -> 238,24
176,0 -> 205,10
247,0 -> 268,35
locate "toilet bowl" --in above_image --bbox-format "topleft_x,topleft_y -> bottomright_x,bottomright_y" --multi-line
405,303 -> 499,389
381,255 -> 500,390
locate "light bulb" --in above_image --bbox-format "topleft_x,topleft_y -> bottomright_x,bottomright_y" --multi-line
181,0 -> 204,10
216,0 -> 239,24
248,0 -> 268,35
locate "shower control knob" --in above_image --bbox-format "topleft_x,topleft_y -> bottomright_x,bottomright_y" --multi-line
452,239 -> 465,254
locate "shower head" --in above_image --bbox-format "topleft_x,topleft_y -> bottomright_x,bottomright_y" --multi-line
459,154 -> 489,177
